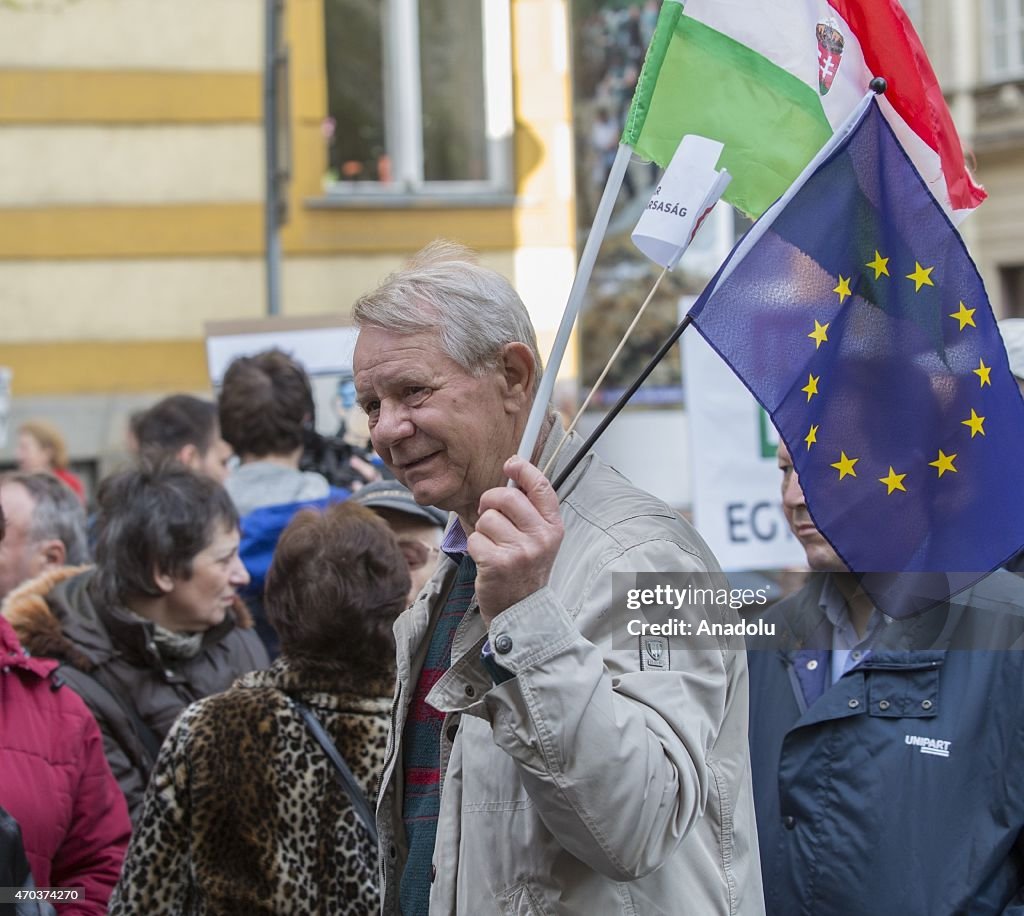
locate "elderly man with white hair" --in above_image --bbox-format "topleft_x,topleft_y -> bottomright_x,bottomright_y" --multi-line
352,240 -> 763,916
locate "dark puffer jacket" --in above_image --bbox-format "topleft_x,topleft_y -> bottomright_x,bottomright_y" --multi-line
0,616 -> 130,916
2,567 -> 269,824
109,655 -> 391,915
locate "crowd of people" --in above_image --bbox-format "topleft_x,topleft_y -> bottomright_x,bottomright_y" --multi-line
576,1 -> 661,219
1,241 -> 1023,915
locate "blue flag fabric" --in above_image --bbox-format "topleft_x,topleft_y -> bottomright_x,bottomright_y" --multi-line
689,99 -> 1024,616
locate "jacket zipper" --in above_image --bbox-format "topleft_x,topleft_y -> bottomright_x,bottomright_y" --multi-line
376,681 -> 403,910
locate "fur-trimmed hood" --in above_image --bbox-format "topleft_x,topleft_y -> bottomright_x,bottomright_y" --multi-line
2,565 -> 94,671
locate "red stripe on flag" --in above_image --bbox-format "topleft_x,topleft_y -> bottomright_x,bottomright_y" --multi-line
827,0 -> 985,211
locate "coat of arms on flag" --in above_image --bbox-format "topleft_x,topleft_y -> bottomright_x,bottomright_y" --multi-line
816,19 -> 845,95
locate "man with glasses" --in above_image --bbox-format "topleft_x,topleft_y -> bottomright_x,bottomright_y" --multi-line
351,480 -> 447,605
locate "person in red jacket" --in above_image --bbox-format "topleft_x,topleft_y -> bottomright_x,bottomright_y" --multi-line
0,498 -> 131,916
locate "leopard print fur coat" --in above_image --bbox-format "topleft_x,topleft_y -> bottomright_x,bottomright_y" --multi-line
109,655 -> 392,915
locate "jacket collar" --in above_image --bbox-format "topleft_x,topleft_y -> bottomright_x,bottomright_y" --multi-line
236,655 -> 393,707
538,417 -> 593,500
96,596 -> 243,669
775,573 -> 963,663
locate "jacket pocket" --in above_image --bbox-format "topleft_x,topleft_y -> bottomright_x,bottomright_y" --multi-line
865,667 -> 940,718
498,881 -> 551,916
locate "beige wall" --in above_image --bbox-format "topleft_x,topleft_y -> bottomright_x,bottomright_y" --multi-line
0,260 -> 264,341
0,249 -> 571,347
281,252 -> 518,319
0,0 -> 261,71
0,125 -> 263,205
0,0 -> 577,429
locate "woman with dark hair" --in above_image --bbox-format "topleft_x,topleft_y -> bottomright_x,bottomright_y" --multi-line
110,501 -> 411,915
1,461 -> 268,824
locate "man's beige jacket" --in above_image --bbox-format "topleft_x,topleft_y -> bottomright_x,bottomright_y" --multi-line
377,430 -> 765,915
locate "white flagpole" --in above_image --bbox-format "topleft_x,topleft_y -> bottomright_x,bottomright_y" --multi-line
514,141 -> 633,468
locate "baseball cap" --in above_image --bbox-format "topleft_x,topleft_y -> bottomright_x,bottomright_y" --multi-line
998,318 -> 1024,381
350,480 -> 448,528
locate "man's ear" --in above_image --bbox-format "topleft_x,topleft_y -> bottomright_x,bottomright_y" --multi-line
500,342 -> 537,413
33,539 -> 66,574
177,443 -> 199,470
153,567 -> 175,595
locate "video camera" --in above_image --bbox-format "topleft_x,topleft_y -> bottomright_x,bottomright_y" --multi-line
300,426 -> 384,490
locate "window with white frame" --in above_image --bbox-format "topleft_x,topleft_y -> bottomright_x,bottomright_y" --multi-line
322,0 -> 513,194
986,0 -> 1024,80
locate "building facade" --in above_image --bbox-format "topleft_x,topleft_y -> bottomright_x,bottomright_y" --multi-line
0,0 -> 576,488
912,0 -> 1024,317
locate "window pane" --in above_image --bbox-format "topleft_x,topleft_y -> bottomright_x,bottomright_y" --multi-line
418,0 -> 488,181
324,0 -> 389,183
993,32 -> 1009,73
1018,0 -> 1024,66
992,0 -> 1008,26
1000,265 -> 1024,318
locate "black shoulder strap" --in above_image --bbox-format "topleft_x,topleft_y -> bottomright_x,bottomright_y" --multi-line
53,664 -> 163,765
289,697 -> 379,846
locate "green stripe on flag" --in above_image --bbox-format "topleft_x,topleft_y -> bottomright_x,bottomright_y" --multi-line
623,15 -> 833,217
622,1 -> 684,147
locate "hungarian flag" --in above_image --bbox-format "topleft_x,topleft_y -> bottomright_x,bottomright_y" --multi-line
622,0 -> 985,221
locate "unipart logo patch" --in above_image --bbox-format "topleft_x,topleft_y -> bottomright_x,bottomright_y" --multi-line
905,734 -> 951,758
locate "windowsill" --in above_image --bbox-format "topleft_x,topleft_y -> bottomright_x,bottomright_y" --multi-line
978,72 -> 1024,89
305,191 -> 518,211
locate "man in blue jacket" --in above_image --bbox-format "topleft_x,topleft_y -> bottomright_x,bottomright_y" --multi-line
747,439 -> 1024,915
218,349 -> 351,656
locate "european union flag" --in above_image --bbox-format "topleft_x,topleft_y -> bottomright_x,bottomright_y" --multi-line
688,98 -> 1024,616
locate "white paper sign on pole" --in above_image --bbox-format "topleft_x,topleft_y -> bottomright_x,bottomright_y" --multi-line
632,135 -> 731,270
682,329 -> 806,571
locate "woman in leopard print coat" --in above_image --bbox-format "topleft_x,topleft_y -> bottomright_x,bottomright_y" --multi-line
109,502 -> 411,915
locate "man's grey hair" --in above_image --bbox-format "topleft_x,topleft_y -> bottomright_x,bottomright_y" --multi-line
353,240 -> 544,392
1,472 -> 90,565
